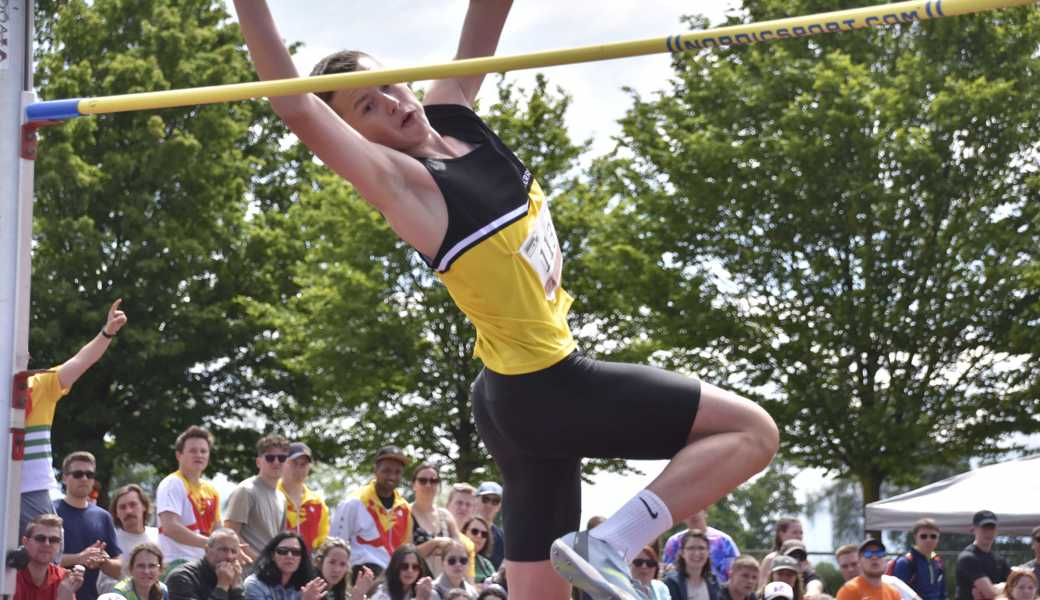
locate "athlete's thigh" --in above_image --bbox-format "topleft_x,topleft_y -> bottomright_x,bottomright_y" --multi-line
688,380 -> 776,442
482,353 -> 700,460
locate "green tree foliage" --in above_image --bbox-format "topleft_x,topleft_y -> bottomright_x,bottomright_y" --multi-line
30,0 -> 295,492
707,462 -> 802,551
609,1 -> 1040,505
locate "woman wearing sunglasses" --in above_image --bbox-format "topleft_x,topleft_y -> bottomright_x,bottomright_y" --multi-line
409,464 -> 461,575
112,543 -> 167,600
371,545 -> 439,600
434,541 -> 478,598
630,545 -> 669,600
243,532 -> 327,600
460,517 -> 495,584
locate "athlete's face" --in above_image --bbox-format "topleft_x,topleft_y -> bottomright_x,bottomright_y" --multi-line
330,56 -> 429,151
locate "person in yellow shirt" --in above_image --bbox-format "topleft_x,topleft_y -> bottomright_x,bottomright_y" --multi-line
20,300 -> 127,538
279,442 -> 330,552
837,540 -> 903,600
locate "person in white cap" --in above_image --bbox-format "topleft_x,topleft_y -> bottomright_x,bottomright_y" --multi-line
476,482 -> 505,569
765,581 -> 795,600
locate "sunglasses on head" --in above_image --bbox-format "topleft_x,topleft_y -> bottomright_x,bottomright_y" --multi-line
917,533 -> 938,540
264,454 -> 288,463
31,534 -> 62,545
468,528 -> 488,539
274,547 -> 303,557
446,556 -> 469,566
862,549 -> 885,559
632,558 -> 658,568
789,551 -> 807,561
415,477 -> 440,486
66,470 -> 95,480
481,496 -> 502,505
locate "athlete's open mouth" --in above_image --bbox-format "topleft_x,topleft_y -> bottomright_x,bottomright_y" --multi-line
401,111 -> 415,128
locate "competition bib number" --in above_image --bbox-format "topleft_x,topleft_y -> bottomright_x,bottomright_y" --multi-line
519,201 -> 563,300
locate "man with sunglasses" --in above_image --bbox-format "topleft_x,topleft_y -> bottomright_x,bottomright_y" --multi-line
891,518 -> 946,600
837,539 -> 902,600
15,514 -> 85,600
54,452 -> 122,600
955,510 -> 1011,600
477,481 -> 506,569
224,434 -> 290,561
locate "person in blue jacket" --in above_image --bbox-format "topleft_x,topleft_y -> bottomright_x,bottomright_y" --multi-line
891,518 -> 946,600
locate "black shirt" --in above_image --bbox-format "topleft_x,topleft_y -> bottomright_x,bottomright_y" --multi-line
167,557 -> 245,600
955,544 -> 1011,600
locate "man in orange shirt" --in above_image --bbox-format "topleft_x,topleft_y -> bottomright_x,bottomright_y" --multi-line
838,539 -> 903,600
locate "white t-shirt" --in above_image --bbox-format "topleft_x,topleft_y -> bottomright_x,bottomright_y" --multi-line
96,527 -> 159,594
156,472 -> 221,564
330,497 -> 389,568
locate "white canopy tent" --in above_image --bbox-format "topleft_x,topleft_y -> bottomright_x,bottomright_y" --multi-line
865,454 -> 1040,535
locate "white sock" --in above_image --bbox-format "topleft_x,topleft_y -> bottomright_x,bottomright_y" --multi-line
588,489 -> 673,562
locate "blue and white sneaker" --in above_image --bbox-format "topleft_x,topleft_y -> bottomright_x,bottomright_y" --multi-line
550,531 -> 644,600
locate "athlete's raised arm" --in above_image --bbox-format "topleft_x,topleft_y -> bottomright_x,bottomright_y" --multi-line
425,0 -> 514,107
231,0 -> 433,221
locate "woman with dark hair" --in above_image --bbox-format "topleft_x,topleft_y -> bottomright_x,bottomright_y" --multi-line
243,532 -> 327,600
460,516 -> 495,584
665,530 -> 721,600
758,518 -> 803,583
630,545 -> 669,600
370,545 -> 440,600
409,463 -> 461,575
112,543 -> 168,600
313,538 -> 375,600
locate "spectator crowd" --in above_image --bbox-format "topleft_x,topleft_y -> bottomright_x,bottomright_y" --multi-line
14,303 -> 1040,600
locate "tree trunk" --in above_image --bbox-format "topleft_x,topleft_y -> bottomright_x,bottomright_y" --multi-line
861,473 -> 883,539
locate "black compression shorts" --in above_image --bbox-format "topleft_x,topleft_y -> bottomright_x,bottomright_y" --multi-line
471,351 -> 701,562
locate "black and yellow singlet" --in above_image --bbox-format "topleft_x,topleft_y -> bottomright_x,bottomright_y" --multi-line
416,104 -> 576,375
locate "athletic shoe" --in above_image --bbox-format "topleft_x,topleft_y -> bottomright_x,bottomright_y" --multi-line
550,531 -> 644,600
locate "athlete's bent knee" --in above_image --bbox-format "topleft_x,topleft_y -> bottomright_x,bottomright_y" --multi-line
745,406 -> 779,469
